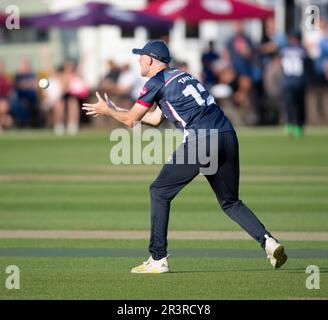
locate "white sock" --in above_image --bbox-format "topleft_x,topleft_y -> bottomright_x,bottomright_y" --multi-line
264,234 -> 270,241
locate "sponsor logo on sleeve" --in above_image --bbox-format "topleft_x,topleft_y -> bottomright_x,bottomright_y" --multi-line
139,86 -> 148,97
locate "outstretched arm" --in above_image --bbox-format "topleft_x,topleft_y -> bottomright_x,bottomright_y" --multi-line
82,92 -> 163,128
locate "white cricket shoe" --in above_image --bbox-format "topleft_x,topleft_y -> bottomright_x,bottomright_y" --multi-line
131,256 -> 170,274
264,234 -> 288,269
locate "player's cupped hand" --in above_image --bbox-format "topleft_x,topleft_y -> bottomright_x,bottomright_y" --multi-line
82,91 -> 109,117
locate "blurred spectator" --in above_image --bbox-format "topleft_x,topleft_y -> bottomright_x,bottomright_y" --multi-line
201,41 -> 219,90
39,44 -> 90,135
226,21 -> 254,109
214,47 -> 256,109
263,52 -> 283,98
100,59 -> 122,93
213,49 -> 237,96
304,18 -> 326,78
226,22 -> 254,79
115,63 -> 143,109
54,59 -> 89,135
280,31 -> 308,137
211,52 -> 244,125
175,61 -> 189,72
259,17 -> 287,65
304,18 -> 328,121
42,66 -> 64,129
317,21 -> 328,121
318,21 -> 328,82
0,60 -> 13,131
253,18 -> 287,124
319,24 -> 328,77
262,51 -> 283,123
11,58 -> 43,128
99,59 -> 122,128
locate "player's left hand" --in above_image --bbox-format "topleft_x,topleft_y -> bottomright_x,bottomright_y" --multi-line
82,92 -> 109,117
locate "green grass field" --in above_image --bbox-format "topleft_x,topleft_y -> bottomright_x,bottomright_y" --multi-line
0,127 -> 327,299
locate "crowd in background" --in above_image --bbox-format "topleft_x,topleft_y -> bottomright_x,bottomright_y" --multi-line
1,18 -> 328,136
0,54 -> 90,135
201,18 -> 328,137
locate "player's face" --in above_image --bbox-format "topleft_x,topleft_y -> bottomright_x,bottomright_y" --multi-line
139,55 -> 151,77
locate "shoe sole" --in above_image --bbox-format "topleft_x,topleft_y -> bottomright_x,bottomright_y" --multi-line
273,245 -> 288,269
131,269 -> 169,274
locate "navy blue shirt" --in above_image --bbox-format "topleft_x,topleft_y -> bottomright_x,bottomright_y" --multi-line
280,45 -> 307,86
137,68 -> 234,139
227,34 -> 254,77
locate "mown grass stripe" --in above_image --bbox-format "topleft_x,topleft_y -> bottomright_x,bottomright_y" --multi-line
0,174 -> 327,182
0,247 -> 327,259
0,231 -> 327,240
1,165 -> 328,174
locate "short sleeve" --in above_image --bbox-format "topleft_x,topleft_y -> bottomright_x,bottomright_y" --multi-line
136,78 -> 162,108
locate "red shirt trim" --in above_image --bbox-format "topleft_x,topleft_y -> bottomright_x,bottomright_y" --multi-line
136,99 -> 152,108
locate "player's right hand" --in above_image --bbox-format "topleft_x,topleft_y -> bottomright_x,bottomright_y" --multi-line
82,91 -> 109,117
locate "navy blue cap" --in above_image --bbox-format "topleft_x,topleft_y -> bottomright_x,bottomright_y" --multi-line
132,40 -> 171,64
287,29 -> 301,40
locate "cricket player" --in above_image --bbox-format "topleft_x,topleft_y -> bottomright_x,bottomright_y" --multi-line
280,31 -> 308,138
82,40 -> 287,273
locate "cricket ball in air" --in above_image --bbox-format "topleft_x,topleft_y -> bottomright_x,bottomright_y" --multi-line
39,78 -> 50,89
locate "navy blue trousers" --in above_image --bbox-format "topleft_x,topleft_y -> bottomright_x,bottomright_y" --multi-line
283,84 -> 306,127
149,130 -> 271,260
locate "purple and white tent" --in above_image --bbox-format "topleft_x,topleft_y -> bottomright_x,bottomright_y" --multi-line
23,2 -> 172,29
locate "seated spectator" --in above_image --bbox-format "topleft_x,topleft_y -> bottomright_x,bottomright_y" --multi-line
211,52 -> 244,126
213,47 -> 257,125
11,58 -> 43,128
225,21 -> 254,109
213,49 -> 238,97
215,48 -> 251,109
226,22 -> 254,78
